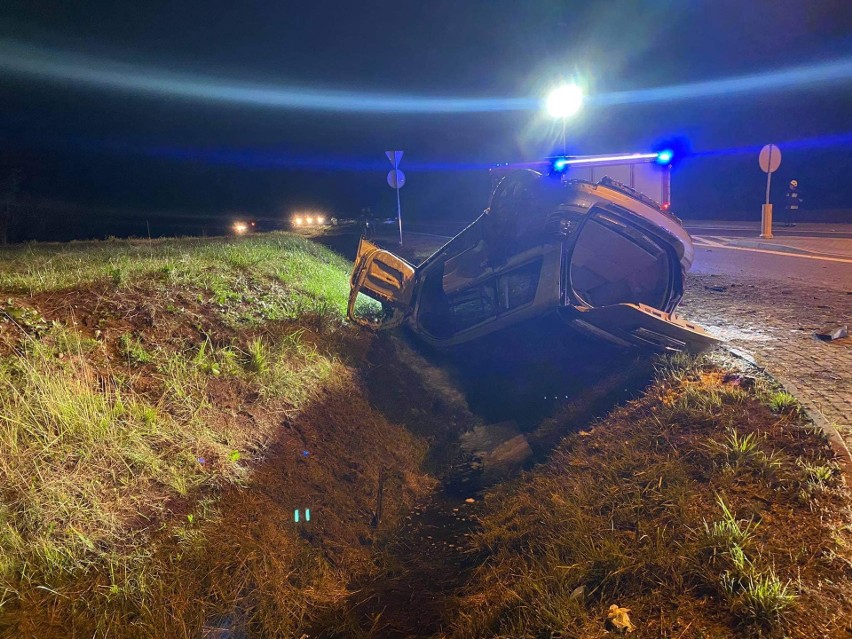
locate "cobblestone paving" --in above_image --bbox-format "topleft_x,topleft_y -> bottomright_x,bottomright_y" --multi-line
681,274 -> 852,449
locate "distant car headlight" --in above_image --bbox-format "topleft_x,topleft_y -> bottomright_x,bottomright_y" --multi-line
316,216 -> 325,225
233,222 -> 248,234
293,217 -> 303,226
306,216 -> 314,224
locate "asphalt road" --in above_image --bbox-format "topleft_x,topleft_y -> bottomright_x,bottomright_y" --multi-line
682,222 -> 852,290
689,244 -> 852,291
684,221 -> 852,239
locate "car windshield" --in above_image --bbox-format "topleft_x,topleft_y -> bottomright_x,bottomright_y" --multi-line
569,213 -> 671,309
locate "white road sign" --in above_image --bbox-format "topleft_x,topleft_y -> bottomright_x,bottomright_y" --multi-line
758,144 -> 782,173
387,169 -> 406,189
385,150 -> 404,168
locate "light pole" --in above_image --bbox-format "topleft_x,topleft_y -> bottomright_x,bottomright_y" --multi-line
545,84 -> 584,155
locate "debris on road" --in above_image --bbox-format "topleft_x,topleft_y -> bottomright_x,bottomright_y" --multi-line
704,285 -> 728,292
815,324 -> 848,341
722,372 -> 755,389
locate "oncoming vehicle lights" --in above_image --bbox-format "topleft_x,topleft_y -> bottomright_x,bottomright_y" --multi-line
291,213 -> 327,227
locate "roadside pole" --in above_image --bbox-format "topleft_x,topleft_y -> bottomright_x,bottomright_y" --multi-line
385,150 -> 405,245
395,183 -> 402,245
758,144 -> 781,239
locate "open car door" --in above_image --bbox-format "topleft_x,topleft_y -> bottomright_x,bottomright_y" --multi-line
348,238 -> 417,329
563,209 -> 719,353
566,303 -> 719,352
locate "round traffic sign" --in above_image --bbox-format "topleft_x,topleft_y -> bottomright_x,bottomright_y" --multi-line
387,169 -> 406,189
758,144 -> 782,173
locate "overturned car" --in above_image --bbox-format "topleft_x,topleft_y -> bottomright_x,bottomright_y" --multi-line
347,169 -> 719,352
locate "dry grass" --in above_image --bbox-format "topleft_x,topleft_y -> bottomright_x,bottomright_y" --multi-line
447,355 -> 851,639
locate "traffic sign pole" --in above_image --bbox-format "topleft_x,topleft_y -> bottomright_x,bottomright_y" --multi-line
385,150 -> 405,245
396,184 -> 403,245
758,144 -> 781,240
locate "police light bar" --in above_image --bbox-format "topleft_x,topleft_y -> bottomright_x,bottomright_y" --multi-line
655,149 -> 674,165
492,151 -> 678,177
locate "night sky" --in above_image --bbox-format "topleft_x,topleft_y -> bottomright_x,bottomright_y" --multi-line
1,0 -> 851,240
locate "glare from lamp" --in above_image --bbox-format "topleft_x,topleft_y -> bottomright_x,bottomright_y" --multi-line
545,84 -> 584,119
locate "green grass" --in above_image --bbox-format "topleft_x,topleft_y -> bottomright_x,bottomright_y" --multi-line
725,568 -> 797,625
0,233 -> 372,322
0,232 -> 399,638
0,329 -> 211,584
769,390 -> 799,414
118,333 -> 153,365
702,495 -> 759,551
245,337 -> 268,374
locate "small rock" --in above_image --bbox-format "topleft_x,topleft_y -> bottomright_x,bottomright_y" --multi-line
815,324 -> 848,341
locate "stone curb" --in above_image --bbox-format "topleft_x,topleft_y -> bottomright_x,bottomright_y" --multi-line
724,347 -> 852,488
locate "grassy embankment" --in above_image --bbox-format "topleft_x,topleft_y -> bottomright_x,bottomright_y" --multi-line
0,232 -> 849,638
0,233 -> 451,638
446,355 -> 851,639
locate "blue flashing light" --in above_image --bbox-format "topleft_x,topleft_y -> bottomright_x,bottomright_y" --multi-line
294,509 -> 300,523
305,509 -> 311,522
552,157 -> 569,172
655,149 -> 674,165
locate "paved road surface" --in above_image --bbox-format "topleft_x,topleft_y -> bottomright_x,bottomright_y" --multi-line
684,220 -> 852,239
677,225 -> 851,461
690,242 -> 852,291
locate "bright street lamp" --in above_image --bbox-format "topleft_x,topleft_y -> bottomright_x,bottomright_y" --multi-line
545,83 -> 584,154
546,84 -> 584,118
